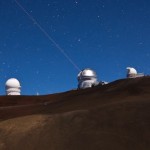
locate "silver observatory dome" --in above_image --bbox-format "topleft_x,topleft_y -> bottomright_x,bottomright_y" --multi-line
77,69 -> 97,80
5,78 -> 21,95
77,68 -> 99,89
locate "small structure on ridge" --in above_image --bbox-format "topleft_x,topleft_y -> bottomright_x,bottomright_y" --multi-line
126,67 -> 144,78
5,78 -> 21,95
77,68 -> 107,89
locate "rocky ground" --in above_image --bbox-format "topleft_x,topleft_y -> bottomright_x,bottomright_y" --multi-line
0,77 -> 150,150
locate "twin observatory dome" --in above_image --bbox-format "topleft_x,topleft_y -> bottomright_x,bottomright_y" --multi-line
5,67 -> 144,95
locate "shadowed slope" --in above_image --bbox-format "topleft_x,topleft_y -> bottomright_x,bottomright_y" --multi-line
0,77 -> 150,150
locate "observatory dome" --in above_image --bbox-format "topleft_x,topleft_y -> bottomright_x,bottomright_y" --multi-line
77,68 -> 99,89
126,67 -> 138,78
6,78 -> 21,88
126,67 -> 137,75
5,78 -> 21,95
126,67 -> 144,78
77,68 -> 97,80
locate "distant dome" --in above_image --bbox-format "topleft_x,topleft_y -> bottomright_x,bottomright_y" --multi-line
6,78 -> 21,88
126,67 -> 138,78
77,68 -> 97,80
77,68 -> 99,89
126,67 -> 137,75
5,78 -> 21,95
82,69 -> 97,76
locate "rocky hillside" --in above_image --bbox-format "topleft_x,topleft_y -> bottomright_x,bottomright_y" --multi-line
0,77 -> 150,150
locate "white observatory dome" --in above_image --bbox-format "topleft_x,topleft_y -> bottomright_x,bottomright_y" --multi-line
81,69 -> 97,77
126,67 -> 137,78
126,67 -> 145,78
5,78 -> 21,95
126,67 -> 137,74
77,68 -> 97,80
77,68 -> 98,89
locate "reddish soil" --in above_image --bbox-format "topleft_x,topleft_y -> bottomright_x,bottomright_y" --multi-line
0,77 -> 150,150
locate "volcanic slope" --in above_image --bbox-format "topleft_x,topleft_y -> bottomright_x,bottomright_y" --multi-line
0,77 -> 150,150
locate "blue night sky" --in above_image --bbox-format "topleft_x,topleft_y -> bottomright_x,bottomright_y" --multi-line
0,0 -> 150,95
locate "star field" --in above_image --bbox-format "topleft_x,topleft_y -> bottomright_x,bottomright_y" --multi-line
0,0 -> 150,95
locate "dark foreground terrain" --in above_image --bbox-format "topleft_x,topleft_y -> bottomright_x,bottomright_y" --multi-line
0,77 -> 150,150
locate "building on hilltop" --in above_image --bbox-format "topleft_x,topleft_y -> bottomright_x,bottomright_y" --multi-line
5,78 -> 21,95
77,68 -> 107,89
126,67 -> 144,78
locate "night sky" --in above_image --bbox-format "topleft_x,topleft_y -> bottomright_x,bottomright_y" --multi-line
0,0 -> 150,95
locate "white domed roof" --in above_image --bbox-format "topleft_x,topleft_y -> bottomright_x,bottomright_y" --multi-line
126,67 -> 137,74
78,68 -> 97,77
77,68 -> 99,89
5,78 -> 21,88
